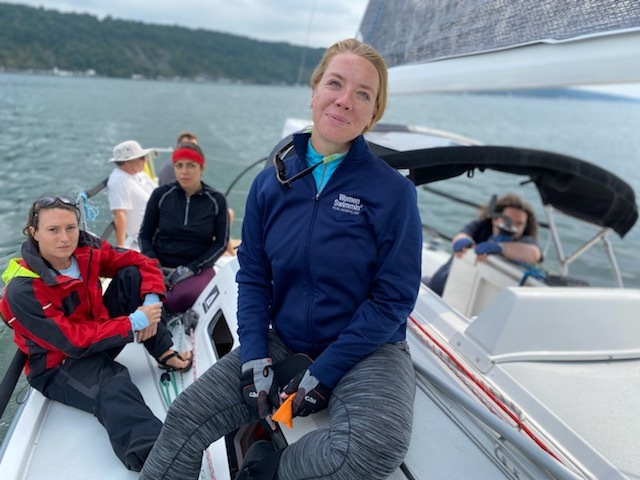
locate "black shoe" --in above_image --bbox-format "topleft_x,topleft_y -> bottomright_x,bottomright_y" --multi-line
243,440 -> 275,464
235,441 -> 284,480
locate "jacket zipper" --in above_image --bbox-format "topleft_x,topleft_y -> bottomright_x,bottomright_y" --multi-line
184,195 -> 191,226
304,192 -> 320,344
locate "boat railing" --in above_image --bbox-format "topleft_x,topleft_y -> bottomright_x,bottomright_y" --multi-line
412,362 -> 585,480
543,205 -> 623,287
0,349 -> 26,424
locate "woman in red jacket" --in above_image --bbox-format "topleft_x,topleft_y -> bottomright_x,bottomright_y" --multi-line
0,195 -> 191,472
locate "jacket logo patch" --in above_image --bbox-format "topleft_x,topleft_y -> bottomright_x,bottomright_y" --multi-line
332,193 -> 363,215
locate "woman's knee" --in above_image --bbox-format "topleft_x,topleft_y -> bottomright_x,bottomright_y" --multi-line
329,344 -> 415,476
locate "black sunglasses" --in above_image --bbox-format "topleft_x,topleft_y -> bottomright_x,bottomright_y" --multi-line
273,140 -> 324,188
30,196 -> 79,224
33,196 -> 77,209
273,140 -> 344,189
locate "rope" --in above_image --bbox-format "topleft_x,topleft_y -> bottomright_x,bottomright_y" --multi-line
159,315 -> 186,407
408,315 -> 561,461
519,266 -> 548,286
76,192 -> 100,222
157,314 -> 217,479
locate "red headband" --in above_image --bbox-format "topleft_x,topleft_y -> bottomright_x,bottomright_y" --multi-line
172,148 -> 205,166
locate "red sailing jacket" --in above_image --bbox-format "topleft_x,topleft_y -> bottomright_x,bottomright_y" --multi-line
0,232 -> 165,380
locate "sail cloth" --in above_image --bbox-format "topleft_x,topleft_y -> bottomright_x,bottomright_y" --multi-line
358,0 -> 640,92
359,0 -> 640,68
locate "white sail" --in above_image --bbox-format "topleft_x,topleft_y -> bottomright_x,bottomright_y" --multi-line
358,0 -> 640,93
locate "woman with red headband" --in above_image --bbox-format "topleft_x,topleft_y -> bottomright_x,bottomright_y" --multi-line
139,142 -> 229,313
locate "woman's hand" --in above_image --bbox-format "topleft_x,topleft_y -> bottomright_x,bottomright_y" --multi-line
136,323 -> 158,343
452,237 -> 473,257
240,358 -> 276,419
282,370 -> 331,417
161,267 -> 175,289
167,265 -> 195,287
135,303 -> 162,343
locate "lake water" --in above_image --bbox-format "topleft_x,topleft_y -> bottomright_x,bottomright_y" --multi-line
1,73 -> 639,440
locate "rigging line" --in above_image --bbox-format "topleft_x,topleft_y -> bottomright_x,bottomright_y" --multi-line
407,315 -> 561,462
296,0 -> 317,85
224,157 -> 266,197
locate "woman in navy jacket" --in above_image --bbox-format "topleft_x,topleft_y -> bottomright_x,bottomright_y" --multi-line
141,38 -> 423,480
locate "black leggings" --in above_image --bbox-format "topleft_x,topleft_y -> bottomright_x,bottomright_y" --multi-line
30,266 -> 174,471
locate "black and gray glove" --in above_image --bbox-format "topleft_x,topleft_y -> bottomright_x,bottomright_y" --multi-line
283,369 -> 331,417
161,267 -> 175,289
240,358 -> 276,419
167,265 -> 194,287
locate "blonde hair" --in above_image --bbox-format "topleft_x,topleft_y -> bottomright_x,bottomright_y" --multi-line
310,38 -> 388,133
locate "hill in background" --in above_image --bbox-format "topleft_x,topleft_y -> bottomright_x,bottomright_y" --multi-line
0,2 -> 325,84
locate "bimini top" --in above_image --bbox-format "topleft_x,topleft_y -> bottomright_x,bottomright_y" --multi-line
380,145 -> 638,238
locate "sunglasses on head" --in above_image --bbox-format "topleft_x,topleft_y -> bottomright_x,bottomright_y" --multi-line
30,196 -> 79,224
33,196 -> 77,209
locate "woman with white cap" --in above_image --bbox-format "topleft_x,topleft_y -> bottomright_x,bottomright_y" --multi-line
107,140 -> 158,248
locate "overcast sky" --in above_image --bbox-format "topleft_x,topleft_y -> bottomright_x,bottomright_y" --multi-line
5,0 -> 370,48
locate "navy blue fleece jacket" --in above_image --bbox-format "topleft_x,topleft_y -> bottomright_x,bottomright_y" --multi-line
237,133 -> 422,388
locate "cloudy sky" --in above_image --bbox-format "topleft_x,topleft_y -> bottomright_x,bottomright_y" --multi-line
5,0 -> 370,48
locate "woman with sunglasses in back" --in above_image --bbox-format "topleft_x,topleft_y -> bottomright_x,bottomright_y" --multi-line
0,196 -> 191,472
141,38 -> 422,480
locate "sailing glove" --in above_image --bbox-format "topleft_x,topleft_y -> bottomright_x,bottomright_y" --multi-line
167,265 -> 194,286
452,237 -> 473,253
161,267 -> 175,288
241,358 -> 276,419
283,369 -> 331,417
475,241 -> 503,255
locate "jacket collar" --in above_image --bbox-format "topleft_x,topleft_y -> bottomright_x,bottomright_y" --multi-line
292,132 -> 370,163
19,231 -> 97,286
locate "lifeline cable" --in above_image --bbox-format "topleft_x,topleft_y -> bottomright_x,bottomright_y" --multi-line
408,315 -> 561,461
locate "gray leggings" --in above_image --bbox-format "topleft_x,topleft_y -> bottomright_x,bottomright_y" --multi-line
140,334 -> 416,480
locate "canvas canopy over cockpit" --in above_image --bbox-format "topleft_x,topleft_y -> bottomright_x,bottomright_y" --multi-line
375,143 -> 638,287
381,145 -> 637,238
